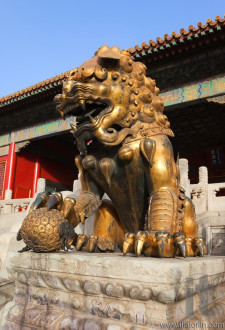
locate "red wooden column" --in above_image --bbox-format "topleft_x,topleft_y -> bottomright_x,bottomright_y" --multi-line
4,142 -> 17,199
32,157 -> 41,197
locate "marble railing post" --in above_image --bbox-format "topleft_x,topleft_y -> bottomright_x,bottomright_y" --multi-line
4,143 -> 16,200
179,158 -> 190,197
36,178 -> 46,194
199,166 -> 208,210
199,166 -> 208,185
4,189 -> 12,201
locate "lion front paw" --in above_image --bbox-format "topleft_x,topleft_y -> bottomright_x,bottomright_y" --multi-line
75,234 -> 116,253
123,231 -> 206,258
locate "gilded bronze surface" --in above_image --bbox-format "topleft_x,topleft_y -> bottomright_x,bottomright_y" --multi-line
19,45 -> 205,257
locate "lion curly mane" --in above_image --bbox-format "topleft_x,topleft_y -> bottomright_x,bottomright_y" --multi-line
68,45 -> 174,138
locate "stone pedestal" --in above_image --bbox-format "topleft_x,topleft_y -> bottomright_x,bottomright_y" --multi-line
0,252 -> 225,329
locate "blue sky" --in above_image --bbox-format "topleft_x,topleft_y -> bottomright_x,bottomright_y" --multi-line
1,0 -> 225,97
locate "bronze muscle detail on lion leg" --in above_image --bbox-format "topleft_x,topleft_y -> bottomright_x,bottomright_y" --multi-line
122,135 -> 206,257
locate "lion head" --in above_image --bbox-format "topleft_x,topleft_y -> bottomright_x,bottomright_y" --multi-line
55,45 -> 173,154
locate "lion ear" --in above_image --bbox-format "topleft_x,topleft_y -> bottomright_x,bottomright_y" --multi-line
98,46 -> 121,60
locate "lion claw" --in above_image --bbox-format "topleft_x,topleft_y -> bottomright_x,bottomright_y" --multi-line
155,231 -> 170,257
89,235 -> 98,252
76,234 -> 87,251
75,234 -> 98,252
194,237 -> 205,257
173,232 -> 186,258
29,191 -> 50,213
123,233 -> 135,255
47,192 -> 63,210
123,231 -> 148,256
62,197 -> 76,218
134,231 -> 148,256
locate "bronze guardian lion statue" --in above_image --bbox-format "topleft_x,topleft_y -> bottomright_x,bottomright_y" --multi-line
18,46 -> 205,258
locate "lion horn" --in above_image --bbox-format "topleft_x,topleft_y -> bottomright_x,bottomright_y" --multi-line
97,45 -> 121,60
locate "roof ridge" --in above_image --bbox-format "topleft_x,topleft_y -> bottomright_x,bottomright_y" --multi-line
128,14 -> 225,55
0,71 -> 69,106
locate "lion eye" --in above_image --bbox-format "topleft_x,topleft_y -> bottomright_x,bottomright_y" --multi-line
70,69 -> 77,76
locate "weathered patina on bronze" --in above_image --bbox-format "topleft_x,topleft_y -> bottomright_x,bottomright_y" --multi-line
18,45 -> 205,257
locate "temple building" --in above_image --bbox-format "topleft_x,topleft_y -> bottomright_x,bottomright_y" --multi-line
0,73 -> 77,200
0,15 -> 225,200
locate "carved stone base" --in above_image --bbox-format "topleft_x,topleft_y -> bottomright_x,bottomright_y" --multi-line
0,252 -> 225,329
0,282 -> 14,310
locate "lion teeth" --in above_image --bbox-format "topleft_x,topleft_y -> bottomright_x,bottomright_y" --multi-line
70,123 -> 77,131
65,104 -> 76,113
79,100 -> 86,111
88,115 -> 97,126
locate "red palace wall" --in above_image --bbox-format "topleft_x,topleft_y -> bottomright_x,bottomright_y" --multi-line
40,158 -> 75,188
13,152 -> 34,199
0,147 -> 77,200
12,150 -> 77,199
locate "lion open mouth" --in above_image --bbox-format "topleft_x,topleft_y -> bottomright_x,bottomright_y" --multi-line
61,100 -> 108,127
